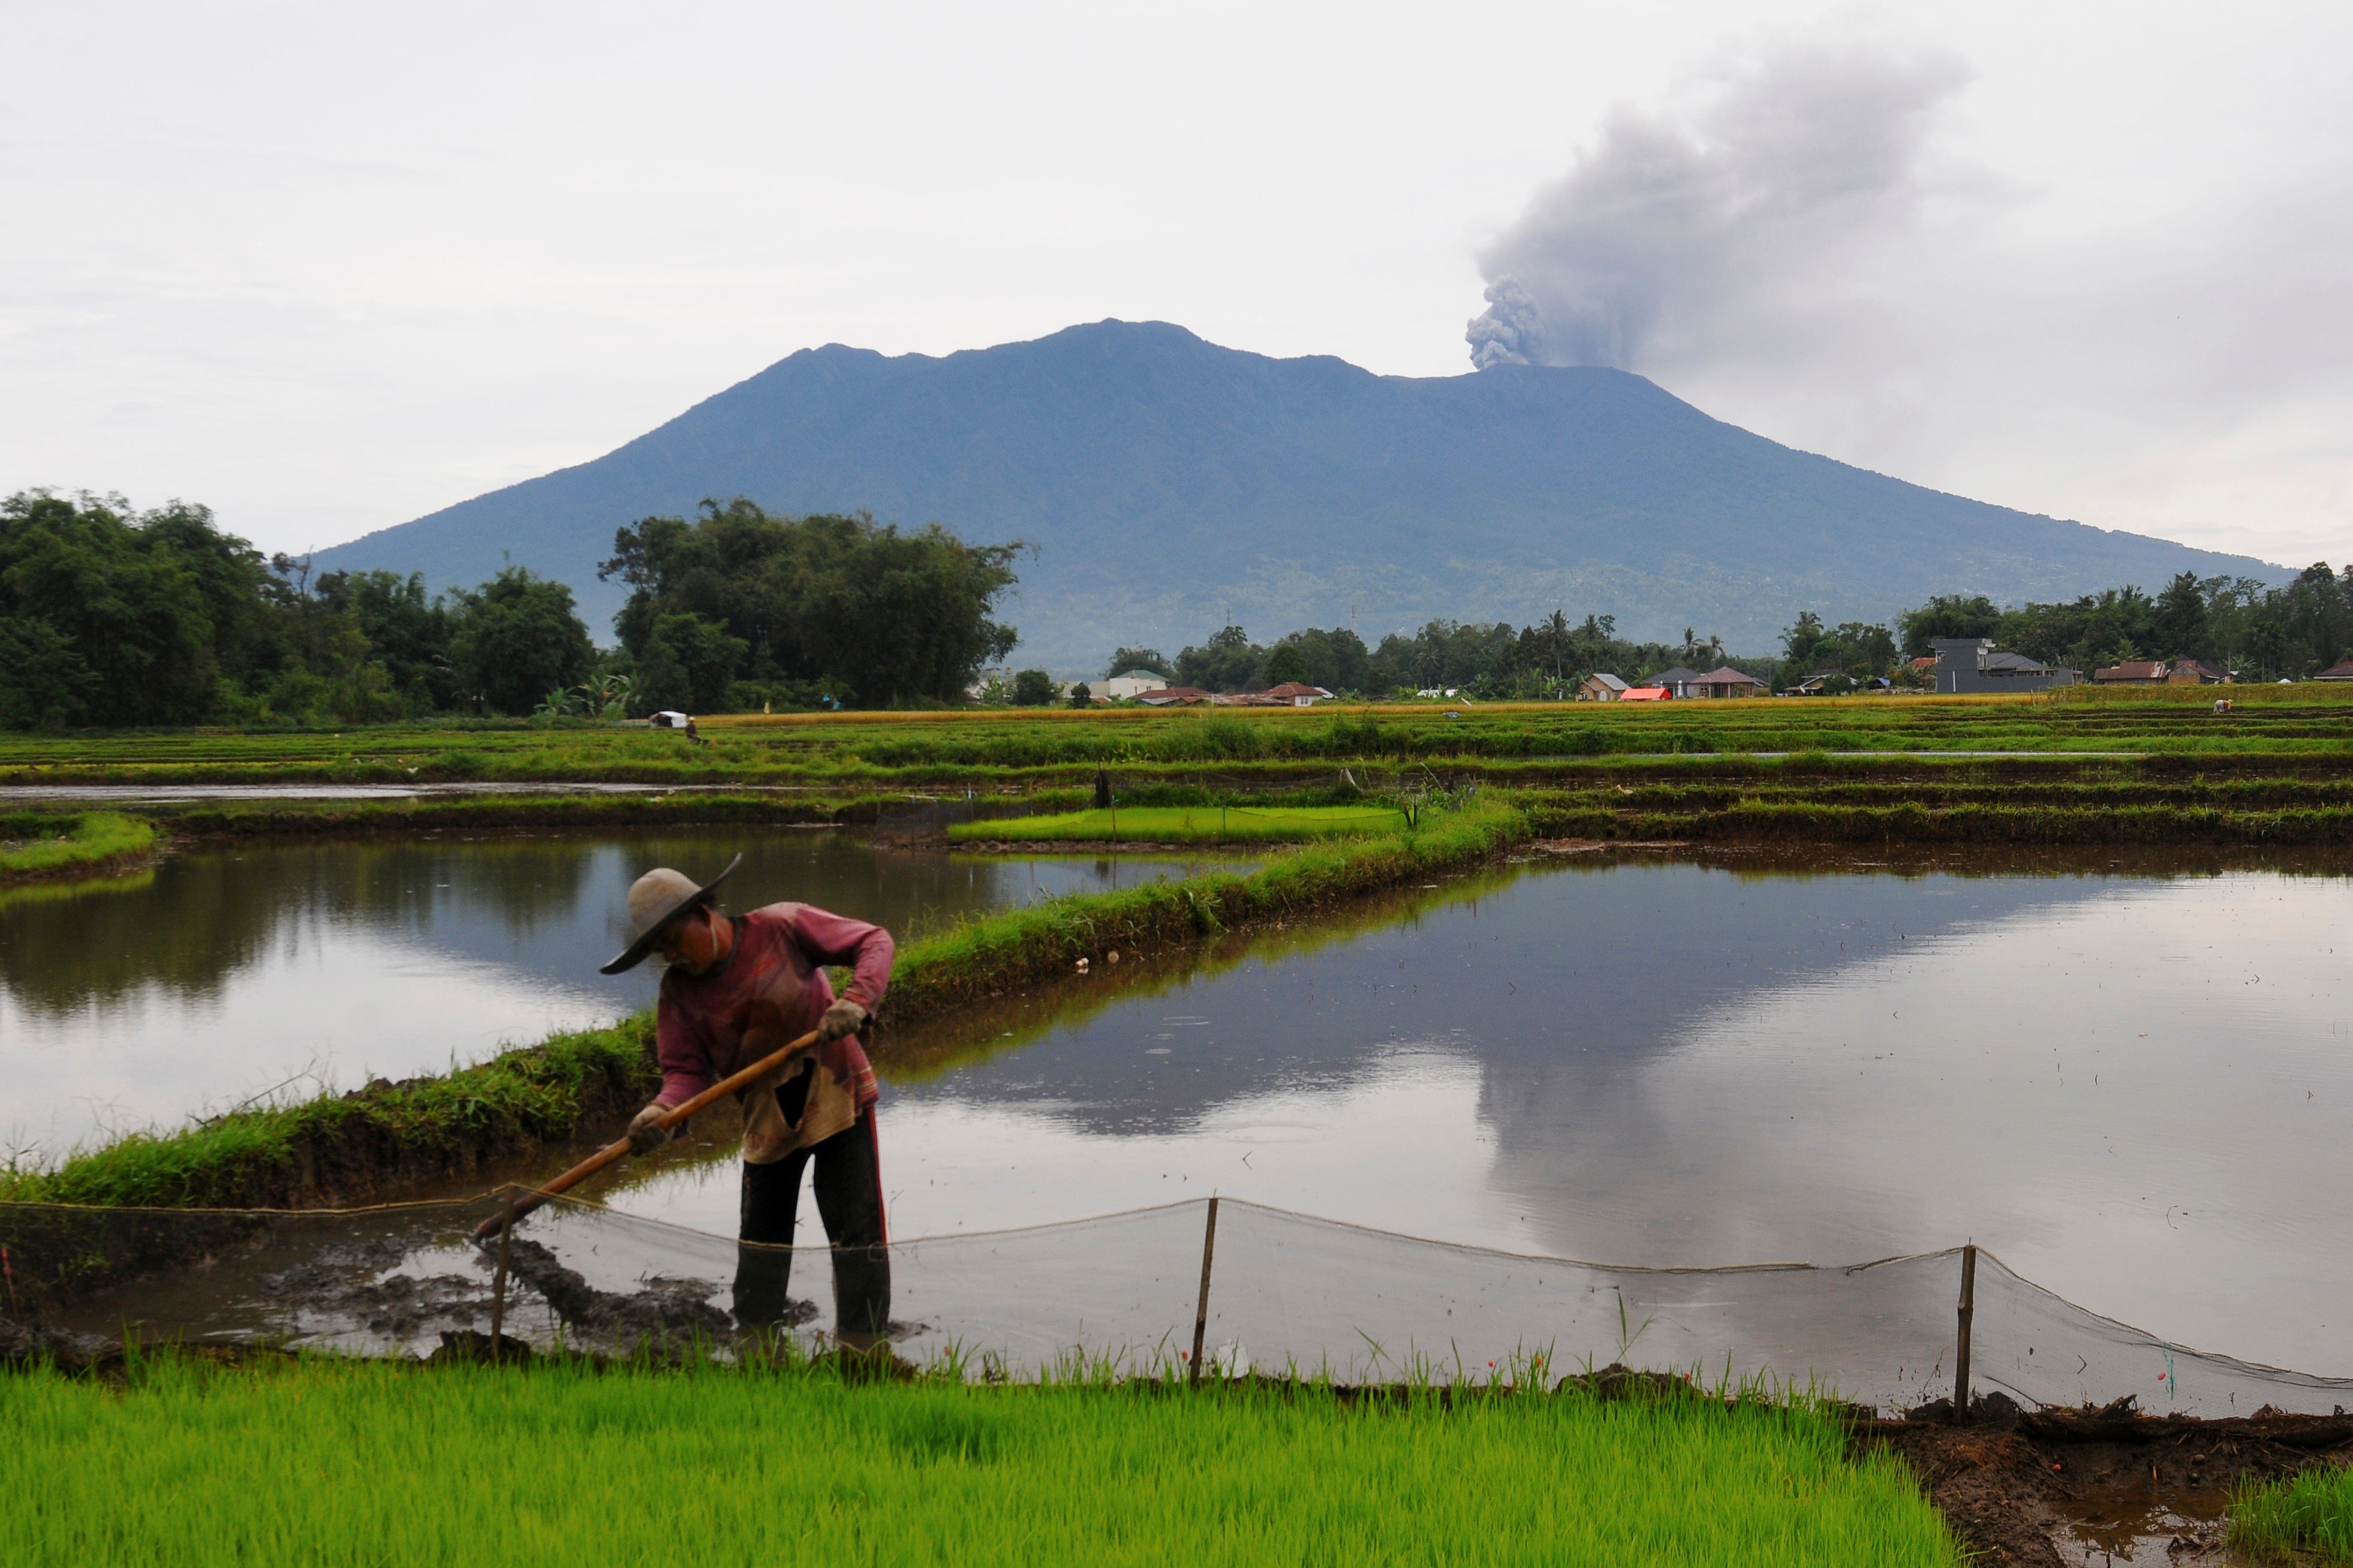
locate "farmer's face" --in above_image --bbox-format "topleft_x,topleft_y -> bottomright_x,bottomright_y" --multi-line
660,907 -> 727,974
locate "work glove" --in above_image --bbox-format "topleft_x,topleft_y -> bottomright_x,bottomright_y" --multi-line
625,1103 -> 672,1155
818,997 -> 868,1043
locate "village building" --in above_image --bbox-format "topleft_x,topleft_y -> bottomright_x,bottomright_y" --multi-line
2168,659 -> 2229,684
1576,673 -> 1629,702
1618,685 -> 1672,702
1690,666 -> 1768,699
1930,637 -> 2079,694
1134,685 -> 1210,706
1260,682 -> 1334,707
2314,660 -> 2353,682
1647,665 -> 1705,699
1094,670 -> 1174,700
2093,660 -> 2171,685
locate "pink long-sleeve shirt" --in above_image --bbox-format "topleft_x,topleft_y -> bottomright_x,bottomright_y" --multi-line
652,903 -> 894,1116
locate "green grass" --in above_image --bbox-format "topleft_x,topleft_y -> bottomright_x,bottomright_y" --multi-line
2232,1462 -> 2353,1561
0,811 -> 157,881
952,803 -> 1411,842
0,1356 -> 1961,1567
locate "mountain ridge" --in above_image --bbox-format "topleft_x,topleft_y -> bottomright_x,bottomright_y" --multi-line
317,319 -> 2282,667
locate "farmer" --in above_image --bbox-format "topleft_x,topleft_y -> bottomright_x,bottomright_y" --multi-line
599,854 -> 895,1351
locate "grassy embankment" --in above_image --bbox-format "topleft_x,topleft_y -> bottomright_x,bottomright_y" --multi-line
953,802 -> 1410,842
2232,1463 -> 2353,1561
0,1355 -> 1961,1568
0,811 -> 157,884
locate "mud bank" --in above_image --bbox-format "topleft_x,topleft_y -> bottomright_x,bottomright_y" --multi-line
1862,1397 -> 2353,1565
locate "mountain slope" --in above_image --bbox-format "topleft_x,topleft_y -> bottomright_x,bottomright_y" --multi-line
317,320 -> 2281,666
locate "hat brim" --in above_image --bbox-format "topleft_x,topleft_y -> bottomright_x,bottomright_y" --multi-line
599,853 -> 744,974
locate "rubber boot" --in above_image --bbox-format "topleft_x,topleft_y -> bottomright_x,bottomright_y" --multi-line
732,1244 -> 796,1334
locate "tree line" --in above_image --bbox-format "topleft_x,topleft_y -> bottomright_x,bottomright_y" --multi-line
1100,616 -> 1774,701
0,492 -> 1021,730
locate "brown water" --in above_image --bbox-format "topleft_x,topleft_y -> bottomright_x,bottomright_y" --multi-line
0,829 -> 1254,1157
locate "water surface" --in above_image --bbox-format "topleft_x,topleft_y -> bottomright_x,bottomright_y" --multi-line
0,829 -> 1252,1155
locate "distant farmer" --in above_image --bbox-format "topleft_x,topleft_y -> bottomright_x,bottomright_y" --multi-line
599,854 -> 895,1351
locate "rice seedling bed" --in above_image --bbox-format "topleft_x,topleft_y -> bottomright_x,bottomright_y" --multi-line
2232,1460 -> 2353,1560
0,1355 -> 1961,1567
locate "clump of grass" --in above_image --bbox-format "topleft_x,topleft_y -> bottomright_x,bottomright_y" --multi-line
0,1015 -> 658,1212
0,1354 -> 1962,1567
0,811 -> 157,881
2230,1462 -> 2353,1561
951,803 -> 1409,842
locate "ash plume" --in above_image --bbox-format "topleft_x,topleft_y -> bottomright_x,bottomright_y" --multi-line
1467,39 -> 1972,371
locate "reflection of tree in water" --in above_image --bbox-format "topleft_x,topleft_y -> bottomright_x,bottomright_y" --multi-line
0,839 -> 602,1017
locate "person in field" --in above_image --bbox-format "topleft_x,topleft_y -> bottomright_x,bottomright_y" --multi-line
599,854 -> 895,1350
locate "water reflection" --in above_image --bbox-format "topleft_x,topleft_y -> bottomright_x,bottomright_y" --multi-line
615,857 -> 2353,1374
0,831 -> 1253,1154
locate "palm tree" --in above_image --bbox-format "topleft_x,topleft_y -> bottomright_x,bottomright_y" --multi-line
1681,628 -> 1698,660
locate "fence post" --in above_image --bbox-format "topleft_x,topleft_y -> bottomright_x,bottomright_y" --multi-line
1952,1242 -> 1976,1423
489,1185 -> 517,1352
1190,1196 -> 1220,1386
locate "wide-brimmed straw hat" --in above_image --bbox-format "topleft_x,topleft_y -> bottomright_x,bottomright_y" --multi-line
600,853 -> 743,974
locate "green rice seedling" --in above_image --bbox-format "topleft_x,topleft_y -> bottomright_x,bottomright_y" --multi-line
0,1353 -> 1964,1567
2229,1461 -> 2353,1561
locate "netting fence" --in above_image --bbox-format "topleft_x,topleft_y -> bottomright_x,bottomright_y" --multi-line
7,1193 -> 2350,1416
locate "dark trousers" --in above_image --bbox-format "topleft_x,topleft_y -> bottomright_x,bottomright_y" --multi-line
735,1108 -> 890,1339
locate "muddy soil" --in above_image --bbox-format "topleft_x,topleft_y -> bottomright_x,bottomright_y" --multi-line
1863,1396 -> 2353,1564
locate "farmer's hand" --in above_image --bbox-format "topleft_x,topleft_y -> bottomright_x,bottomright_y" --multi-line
818,997 -> 868,1042
626,1103 -> 672,1154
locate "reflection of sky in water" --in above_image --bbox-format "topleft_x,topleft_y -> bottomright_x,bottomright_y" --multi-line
616,863 -> 2353,1374
0,831 -> 1251,1154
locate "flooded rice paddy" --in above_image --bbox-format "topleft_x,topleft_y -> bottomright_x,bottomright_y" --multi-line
613,853 -> 2353,1376
0,829 -> 1253,1155
11,829 -> 2353,1385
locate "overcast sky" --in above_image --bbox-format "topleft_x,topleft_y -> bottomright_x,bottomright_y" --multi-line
5,0 -> 2349,570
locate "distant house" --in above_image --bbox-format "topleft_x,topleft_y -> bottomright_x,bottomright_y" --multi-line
2094,660 -> 2171,685
1261,682 -> 1334,707
1909,655 -> 1937,673
1647,665 -> 1705,699
1690,666 -> 1768,699
1096,670 -> 1173,700
1577,673 -> 1629,702
2315,660 -> 2353,682
1786,671 -> 1846,696
2168,659 -> 2229,684
1135,686 -> 1211,706
1619,685 -> 1672,702
1930,638 -> 2079,694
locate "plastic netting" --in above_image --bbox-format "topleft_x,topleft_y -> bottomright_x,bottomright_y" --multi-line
8,1194 -> 2351,1416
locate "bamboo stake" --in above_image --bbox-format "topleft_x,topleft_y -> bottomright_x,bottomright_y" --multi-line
471,1025 -> 823,1240
489,1185 -> 516,1350
1953,1242 -> 1977,1423
1190,1196 -> 1220,1387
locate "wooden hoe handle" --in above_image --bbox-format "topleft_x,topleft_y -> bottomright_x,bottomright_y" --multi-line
473,1025 -> 823,1241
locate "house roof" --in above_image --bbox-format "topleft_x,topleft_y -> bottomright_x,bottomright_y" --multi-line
1263,682 -> 1332,699
1649,666 -> 1704,685
1619,686 -> 1672,701
1584,673 -> 1629,691
2095,660 -> 2168,681
1135,686 -> 1209,704
2316,660 -> 2353,681
1982,651 -> 2055,672
1695,666 -> 1765,685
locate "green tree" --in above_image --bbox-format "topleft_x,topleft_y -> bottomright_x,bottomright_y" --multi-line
631,612 -> 747,714
1012,669 -> 1056,706
1174,625 -> 1265,692
600,500 -> 1021,708
1895,595 -> 2003,657
445,567 -> 595,716
1262,644 -> 1308,686
1105,646 -> 1173,679
1067,681 -> 1093,708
